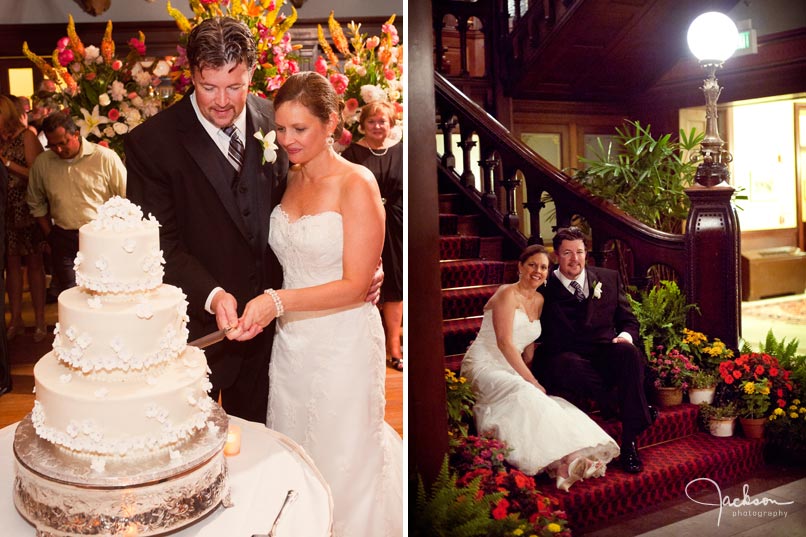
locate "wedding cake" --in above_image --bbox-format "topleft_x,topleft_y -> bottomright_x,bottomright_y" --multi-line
13,197 -> 229,536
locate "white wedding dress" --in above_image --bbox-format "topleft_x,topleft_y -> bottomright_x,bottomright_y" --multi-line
461,308 -> 619,476
266,206 -> 402,537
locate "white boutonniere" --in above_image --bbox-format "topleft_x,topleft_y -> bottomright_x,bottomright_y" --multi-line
254,129 -> 278,164
592,281 -> 603,299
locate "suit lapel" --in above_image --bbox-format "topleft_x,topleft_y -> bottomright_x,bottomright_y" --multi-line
245,99 -> 273,256
176,95 -> 251,241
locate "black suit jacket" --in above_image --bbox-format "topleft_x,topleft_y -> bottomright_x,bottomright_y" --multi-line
537,266 -> 640,357
125,92 -> 289,389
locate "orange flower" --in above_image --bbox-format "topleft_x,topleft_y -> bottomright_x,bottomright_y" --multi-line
101,21 -> 115,64
66,14 -> 86,59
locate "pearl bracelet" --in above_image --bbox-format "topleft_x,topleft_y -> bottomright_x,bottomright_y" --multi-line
264,288 -> 284,317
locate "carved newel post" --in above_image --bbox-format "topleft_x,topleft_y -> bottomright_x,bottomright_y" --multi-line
684,12 -> 741,349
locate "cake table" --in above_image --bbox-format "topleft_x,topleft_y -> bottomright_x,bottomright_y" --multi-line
1,417 -> 333,536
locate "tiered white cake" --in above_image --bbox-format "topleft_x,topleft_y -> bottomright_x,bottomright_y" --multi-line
13,197 -> 229,536
31,197 -> 216,462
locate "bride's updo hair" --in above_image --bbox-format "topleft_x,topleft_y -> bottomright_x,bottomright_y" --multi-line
274,72 -> 345,140
518,244 -> 548,264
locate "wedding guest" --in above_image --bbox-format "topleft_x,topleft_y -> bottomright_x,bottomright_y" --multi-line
342,101 -> 404,371
533,226 -> 655,473
0,94 -> 47,342
237,71 -> 402,537
461,244 -> 619,490
27,111 -> 126,293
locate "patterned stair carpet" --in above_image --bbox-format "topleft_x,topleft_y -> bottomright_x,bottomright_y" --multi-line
436,186 -> 767,534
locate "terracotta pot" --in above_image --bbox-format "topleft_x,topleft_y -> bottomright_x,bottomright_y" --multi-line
655,386 -> 683,407
709,417 -> 736,437
688,386 -> 716,405
740,417 -> 766,439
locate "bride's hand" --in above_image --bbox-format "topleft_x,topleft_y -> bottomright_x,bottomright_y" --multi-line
236,294 -> 278,341
529,379 -> 547,393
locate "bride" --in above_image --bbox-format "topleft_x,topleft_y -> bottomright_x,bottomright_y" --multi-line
234,72 -> 402,536
460,244 -> 619,491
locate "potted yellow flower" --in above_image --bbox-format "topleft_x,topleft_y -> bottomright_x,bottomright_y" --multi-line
738,379 -> 771,439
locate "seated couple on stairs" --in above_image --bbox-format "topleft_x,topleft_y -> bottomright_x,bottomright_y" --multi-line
460,227 -> 656,492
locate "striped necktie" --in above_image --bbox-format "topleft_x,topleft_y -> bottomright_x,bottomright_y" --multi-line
570,280 -> 586,302
222,125 -> 245,172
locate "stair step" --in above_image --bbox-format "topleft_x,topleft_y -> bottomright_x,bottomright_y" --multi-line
439,236 -> 504,261
544,433 -> 765,531
438,193 -> 462,214
442,316 -> 483,357
441,259 -> 517,288
439,213 -> 481,236
442,285 -> 499,320
595,403 -> 700,448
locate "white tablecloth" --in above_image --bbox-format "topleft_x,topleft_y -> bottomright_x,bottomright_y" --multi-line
1,416 -> 333,536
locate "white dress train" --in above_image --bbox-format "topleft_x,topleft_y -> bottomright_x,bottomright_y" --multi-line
461,308 -> 619,476
267,206 -> 402,537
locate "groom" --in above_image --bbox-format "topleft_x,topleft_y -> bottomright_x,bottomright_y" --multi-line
125,17 -> 288,422
533,226 -> 654,473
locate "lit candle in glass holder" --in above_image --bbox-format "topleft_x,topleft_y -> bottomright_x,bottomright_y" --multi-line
224,424 -> 241,456
123,522 -> 139,537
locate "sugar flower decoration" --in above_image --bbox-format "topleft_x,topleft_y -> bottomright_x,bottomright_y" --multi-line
254,129 -> 278,164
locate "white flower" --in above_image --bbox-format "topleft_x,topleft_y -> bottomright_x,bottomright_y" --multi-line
254,129 -> 278,164
110,80 -> 126,101
83,45 -> 100,63
102,126 -> 115,138
112,122 -> 129,135
154,60 -> 171,77
593,281 -> 603,299
360,84 -> 387,104
98,93 -> 111,107
76,105 -> 111,138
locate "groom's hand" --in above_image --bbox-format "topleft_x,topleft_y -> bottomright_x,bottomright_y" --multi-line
211,290 -> 240,340
364,259 -> 384,304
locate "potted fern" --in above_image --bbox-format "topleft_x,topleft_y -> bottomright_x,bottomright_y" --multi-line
628,280 -> 699,359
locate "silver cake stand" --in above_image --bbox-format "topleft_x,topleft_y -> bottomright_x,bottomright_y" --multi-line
13,405 -> 231,536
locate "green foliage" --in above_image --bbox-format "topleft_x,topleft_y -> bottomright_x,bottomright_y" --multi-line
689,369 -> 719,389
628,280 -> 699,357
570,120 -> 703,233
699,401 -> 738,429
412,458 -> 505,537
445,369 -> 476,438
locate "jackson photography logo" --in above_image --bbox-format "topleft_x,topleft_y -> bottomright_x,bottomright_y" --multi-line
685,478 -> 794,526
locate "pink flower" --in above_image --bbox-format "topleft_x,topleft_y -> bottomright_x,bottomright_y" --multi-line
287,59 -> 299,75
329,73 -> 349,95
366,36 -> 380,50
384,68 -> 396,81
383,24 -> 400,45
98,140 -> 110,148
107,108 -> 120,122
337,129 -> 352,147
315,56 -> 328,76
111,59 -> 123,71
84,72 -> 96,81
128,37 -> 146,56
58,48 -> 74,67
344,98 -> 360,113
57,37 -> 70,51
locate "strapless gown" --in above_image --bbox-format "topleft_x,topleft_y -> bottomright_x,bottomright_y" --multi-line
461,309 -> 619,475
267,206 -> 402,537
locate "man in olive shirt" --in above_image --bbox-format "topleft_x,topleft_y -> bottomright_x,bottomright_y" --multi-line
27,111 -> 126,292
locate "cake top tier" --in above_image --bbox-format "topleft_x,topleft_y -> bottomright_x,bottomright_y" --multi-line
86,196 -> 159,233
75,197 -> 165,294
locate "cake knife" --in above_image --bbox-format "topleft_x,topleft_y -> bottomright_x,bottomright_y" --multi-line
187,328 -> 227,349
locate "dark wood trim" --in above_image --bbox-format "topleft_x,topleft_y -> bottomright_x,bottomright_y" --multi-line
409,0 -> 449,489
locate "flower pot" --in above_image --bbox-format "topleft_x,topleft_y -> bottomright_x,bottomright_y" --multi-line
740,417 -> 766,439
709,417 -> 736,437
655,386 -> 683,407
688,386 -> 716,405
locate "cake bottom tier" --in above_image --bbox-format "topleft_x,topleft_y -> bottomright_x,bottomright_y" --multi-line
33,347 -> 214,458
13,408 -> 230,536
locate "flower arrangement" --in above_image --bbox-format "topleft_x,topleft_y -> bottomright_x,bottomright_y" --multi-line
739,379 -> 771,419
648,345 -> 698,389
167,0 -> 300,99
449,434 -> 510,476
679,328 -> 734,370
22,15 -> 165,157
767,398 -> 806,460
445,368 -> 476,437
316,11 -> 403,146
718,353 -> 794,410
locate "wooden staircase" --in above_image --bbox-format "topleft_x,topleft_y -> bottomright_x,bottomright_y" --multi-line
437,181 -> 765,534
